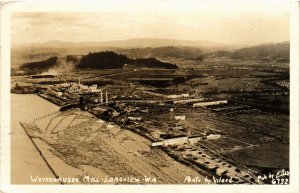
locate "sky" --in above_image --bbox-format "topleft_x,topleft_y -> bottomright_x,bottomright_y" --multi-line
11,12 -> 289,45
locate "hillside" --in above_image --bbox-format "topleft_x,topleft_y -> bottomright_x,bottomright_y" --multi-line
230,41 -> 289,61
208,42 -> 289,61
11,46 -> 122,67
131,58 -> 178,69
19,51 -> 178,74
20,56 -> 58,74
116,46 -> 205,60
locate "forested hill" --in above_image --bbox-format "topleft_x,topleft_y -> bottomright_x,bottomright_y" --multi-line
77,52 -> 132,69
21,56 -> 58,74
76,51 -> 178,69
20,51 -> 178,73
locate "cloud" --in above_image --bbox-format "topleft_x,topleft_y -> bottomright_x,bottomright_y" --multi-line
11,12 -> 289,45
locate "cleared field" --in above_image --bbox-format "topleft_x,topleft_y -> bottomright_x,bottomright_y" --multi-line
102,69 -> 177,80
230,143 -> 289,168
147,105 -> 289,171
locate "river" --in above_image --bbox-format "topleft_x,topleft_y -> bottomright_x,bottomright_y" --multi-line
11,94 -> 59,184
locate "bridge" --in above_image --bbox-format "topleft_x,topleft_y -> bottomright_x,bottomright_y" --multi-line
33,103 -> 81,122
33,110 -> 60,122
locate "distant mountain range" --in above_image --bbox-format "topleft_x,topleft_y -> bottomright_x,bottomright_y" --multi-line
12,38 -> 289,68
116,46 -> 205,60
13,38 -> 242,49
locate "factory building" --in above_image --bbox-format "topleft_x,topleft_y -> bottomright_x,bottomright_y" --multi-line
193,100 -> 227,107
151,136 -> 202,147
88,84 -> 98,92
173,98 -> 204,104
143,90 -> 189,99
174,115 -> 186,121
30,74 -> 60,79
207,134 -> 221,140
128,116 -> 142,121
57,79 -> 101,93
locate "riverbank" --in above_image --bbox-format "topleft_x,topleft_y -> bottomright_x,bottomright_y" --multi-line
11,94 -> 59,184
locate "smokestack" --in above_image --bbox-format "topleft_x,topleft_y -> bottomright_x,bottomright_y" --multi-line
78,77 -> 81,90
100,90 -> 103,104
170,108 -> 174,120
105,90 -> 108,106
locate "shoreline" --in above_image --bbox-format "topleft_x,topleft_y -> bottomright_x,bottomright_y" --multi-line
19,122 -> 62,184
11,93 -> 61,184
